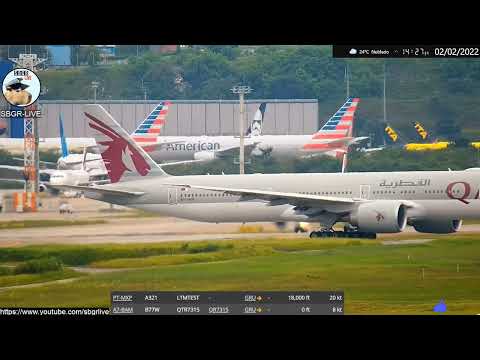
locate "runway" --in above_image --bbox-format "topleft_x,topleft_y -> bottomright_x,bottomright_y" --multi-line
1,197 -> 479,246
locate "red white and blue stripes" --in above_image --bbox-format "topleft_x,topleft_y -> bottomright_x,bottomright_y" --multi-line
131,101 -> 171,143
303,98 -> 360,152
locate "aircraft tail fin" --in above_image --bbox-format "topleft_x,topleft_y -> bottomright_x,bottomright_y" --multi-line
59,113 -> 69,158
413,121 -> 429,141
84,104 -> 168,183
131,101 -> 171,144
316,98 -> 360,136
246,102 -> 267,137
385,125 -> 399,143
302,98 -> 360,152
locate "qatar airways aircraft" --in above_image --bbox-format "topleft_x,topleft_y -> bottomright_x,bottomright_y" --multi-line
52,104 -> 478,238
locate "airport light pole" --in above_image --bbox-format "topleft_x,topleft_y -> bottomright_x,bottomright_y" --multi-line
231,85 -> 252,175
91,81 -> 100,103
140,78 -> 148,101
345,63 -> 350,99
383,61 -> 387,124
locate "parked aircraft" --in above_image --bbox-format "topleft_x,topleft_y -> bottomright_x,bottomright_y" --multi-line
249,98 -> 367,160
0,117 -> 109,192
133,102 -> 267,163
52,104 -> 477,238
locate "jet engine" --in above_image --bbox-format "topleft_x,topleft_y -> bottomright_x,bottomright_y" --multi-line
251,142 -> 273,157
349,201 -> 407,233
412,219 -> 462,234
193,151 -> 216,161
39,183 -> 47,192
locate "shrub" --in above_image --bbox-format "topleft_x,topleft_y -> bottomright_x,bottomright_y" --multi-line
0,266 -> 12,276
186,243 -> 221,254
14,257 -> 63,275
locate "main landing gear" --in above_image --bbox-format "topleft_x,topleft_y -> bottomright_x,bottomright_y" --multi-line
309,227 -> 377,239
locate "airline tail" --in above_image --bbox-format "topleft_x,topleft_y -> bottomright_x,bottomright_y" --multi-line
131,101 -> 171,144
413,121 -> 429,141
303,98 -> 360,151
246,102 -> 267,137
385,125 -> 399,143
59,113 -> 69,158
84,104 -> 168,183
316,98 -> 359,136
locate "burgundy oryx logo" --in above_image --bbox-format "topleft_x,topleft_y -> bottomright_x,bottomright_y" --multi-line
85,112 -> 151,183
446,181 -> 479,204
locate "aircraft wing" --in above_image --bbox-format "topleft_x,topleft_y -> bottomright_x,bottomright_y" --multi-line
214,143 -> 259,158
314,136 -> 368,147
0,165 -> 56,181
165,184 -> 360,209
13,157 -> 57,167
47,184 -> 145,197
160,160 -> 205,166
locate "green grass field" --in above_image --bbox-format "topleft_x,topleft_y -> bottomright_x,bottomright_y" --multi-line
0,235 -> 479,314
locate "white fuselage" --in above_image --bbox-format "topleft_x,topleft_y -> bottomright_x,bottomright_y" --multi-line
144,136 -> 259,162
86,170 -> 480,224
252,134 -> 345,159
57,153 -> 105,171
144,134 -> 351,163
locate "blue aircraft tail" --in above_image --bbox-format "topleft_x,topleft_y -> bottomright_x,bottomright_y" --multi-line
59,113 -> 69,158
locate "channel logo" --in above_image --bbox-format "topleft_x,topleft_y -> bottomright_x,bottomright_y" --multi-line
2,68 -> 41,107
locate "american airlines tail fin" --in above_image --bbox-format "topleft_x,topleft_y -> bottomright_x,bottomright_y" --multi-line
59,113 -> 69,158
303,98 -> 360,151
316,98 -> 360,137
84,104 -> 168,183
246,102 -> 267,137
131,101 -> 171,144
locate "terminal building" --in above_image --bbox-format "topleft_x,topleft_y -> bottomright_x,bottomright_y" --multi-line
2,99 -> 319,139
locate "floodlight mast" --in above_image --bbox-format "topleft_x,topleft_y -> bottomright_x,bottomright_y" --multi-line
91,81 -> 100,103
231,85 -> 252,174
8,53 -> 46,212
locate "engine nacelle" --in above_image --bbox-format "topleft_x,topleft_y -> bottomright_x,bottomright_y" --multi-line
251,142 -> 273,157
350,201 -> 407,233
39,183 -> 47,192
193,151 -> 216,161
412,219 -> 462,234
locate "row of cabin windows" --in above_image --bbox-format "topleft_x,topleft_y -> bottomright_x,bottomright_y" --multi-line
181,193 -> 234,198
300,191 -> 353,195
180,188 -> 464,199
425,189 -> 461,194
373,190 -> 416,195
373,189 -> 463,195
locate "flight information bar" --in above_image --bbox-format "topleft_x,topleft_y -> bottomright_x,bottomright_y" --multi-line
333,45 -> 480,58
111,291 -> 344,315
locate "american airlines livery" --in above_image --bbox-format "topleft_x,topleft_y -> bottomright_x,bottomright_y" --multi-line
250,98 -> 368,160
52,104 -> 480,239
132,101 -> 267,163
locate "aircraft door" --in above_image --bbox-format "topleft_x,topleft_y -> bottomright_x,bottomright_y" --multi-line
168,188 -> 178,205
359,185 -> 370,200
